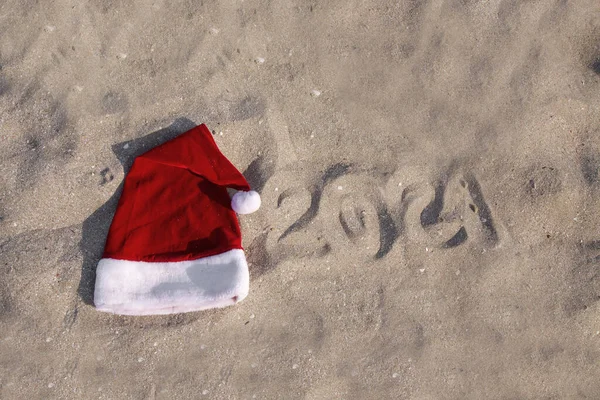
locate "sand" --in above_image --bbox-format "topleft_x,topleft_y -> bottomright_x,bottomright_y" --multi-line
2,0 -> 600,398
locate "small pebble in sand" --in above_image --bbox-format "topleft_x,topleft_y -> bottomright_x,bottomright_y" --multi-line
45,25 -> 56,33
250,313 -> 255,319
310,89 -> 321,97
419,268 -> 425,273
48,383 -> 55,388
117,53 -> 127,60
46,337 -> 52,342
392,373 -> 399,378
202,390 -> 209,395
123,143 -> 130,149
337,186 -> 343,190
255,57 -> 265,64
209,27 -> 219,35
153,342 -> 158,347
292,363 -> 299,369
138,357 -> 144,363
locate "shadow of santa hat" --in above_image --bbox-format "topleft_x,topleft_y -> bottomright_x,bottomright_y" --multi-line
94,124 -> 260,315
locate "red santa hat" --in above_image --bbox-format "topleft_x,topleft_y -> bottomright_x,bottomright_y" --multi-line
94,124 -> 260,315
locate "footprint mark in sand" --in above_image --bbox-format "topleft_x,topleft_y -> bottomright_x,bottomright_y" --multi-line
0,73 -> 8,97
99,167 -> 114,185
590,57 -> 600,76
565,240 -> 600,315
580,150 -> 600,187
230,96 -> 265,121
525,165 -> 562,198
15,93 -> 75,189
62,305 -> 78,331
101,91 -> 128,115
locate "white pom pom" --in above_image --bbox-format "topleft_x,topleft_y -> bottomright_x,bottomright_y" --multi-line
231,190 -> 261,214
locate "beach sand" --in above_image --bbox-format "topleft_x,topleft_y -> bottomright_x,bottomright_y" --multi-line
2,0 -> 600,398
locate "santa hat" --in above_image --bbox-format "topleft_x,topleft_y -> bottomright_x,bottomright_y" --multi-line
93,124 -> 260,315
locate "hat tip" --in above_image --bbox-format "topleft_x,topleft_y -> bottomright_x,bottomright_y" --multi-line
231,190 -> 261,214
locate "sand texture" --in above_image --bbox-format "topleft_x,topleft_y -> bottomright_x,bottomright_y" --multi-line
2,0 -> 600,398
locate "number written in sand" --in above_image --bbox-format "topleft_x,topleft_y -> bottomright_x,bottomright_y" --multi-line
257,163 -> 499,266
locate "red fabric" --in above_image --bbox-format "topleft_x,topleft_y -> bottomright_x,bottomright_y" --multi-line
102,124 -> 250,262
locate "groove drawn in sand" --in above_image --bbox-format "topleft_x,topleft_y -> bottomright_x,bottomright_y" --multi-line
463,172 -> 498,245
374,202 -> 399,259
443,226 -> 468,248
420,181 -> 445,228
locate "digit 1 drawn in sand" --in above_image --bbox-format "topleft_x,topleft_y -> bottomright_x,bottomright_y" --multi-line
462,172 -> 498,246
